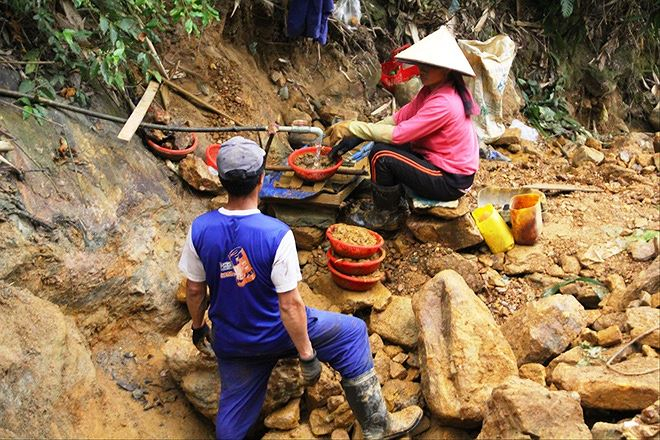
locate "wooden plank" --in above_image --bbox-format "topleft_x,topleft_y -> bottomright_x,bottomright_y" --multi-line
524,183 -> 603,193
117,81 -> 160,141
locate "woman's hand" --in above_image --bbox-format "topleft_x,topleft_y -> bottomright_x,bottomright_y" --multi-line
323,121 -> 353,146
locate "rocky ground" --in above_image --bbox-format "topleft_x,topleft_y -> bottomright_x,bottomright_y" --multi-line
1,11 -> 659,440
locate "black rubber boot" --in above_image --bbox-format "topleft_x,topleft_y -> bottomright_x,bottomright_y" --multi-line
348,184 -> 406,232
342,369 -> 423,440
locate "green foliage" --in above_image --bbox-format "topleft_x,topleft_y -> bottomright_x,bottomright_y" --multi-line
543,277 -> 608,299
517,77 -> 590,138
559,0 -> 574,17
5,0 -> 220,93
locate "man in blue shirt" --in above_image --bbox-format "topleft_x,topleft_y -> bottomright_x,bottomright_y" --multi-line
179,136 -> 422,439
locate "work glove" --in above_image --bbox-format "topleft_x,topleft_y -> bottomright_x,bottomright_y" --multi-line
323,121 -> 353,146
299,350 -> 322,386
324,121 -> 394,146
192,322 -> 215,358
329,136 -> 364,161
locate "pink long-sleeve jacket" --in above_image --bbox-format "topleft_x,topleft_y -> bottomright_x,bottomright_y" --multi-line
392,83 -> 480,175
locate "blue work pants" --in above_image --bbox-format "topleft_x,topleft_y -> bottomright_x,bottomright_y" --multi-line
214,308 -> 373,439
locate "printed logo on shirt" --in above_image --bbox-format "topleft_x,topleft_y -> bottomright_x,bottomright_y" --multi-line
228,247 -> 256,287
219,261 -> 234,279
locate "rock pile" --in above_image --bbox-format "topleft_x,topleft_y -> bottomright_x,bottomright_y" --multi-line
164,234 -> 659,438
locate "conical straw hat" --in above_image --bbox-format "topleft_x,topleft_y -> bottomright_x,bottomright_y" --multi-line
395,26 -> 475,77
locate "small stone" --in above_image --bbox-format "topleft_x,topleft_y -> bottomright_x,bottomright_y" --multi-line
495,127 -> 522,145
627,307 -> 660,348
571,146 -> 605,166
629,240 -> 657,261
131,388 -> 145,400
582,309 -> 602,327
518,363 -> 546,386
298,250 -> 312,266
369,333 -> 385,354
560,255 -> 581,274
292,227 -> 324,251
179,155 -> 222,193
264,398 -> 300,430
270,71 -> 286,87
406,215 -> 483,250
641,345 -> 658,358
175,278 -> 187,303
578,328 -> 599,346
383,345 -> 403,358
640,291 -> 653,307
330,428 -> 350,440
596,325 -> 623,347
389,361 -> 407,380
651,293 -> 660,308
206,193 -> 229,212
406,367 -> 420,381
392,353 -> 408,364
585,137 -> 602,150
381,380 -> 422,412
327,395 -> 345,412
374,351 -> 390,384
507,143 -> 521,153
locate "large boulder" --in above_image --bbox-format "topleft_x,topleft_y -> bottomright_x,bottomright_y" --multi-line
0,282 -> 96,438
477,377 -> 591,440
309,273 -> 391,314
369,296 -> 418,348
406,215 -> 483,250
412,270 -> 518,426
162,320 -> 304,419
501,295 -> 587,365
601,256 -> 659,311
551,358 -> 660,410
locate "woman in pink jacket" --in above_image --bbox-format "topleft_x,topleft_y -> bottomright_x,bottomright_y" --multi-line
324,27 -> 479,231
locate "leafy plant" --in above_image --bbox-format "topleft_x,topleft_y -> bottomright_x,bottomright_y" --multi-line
517,77 -> 590,138
542,276 -> 608,299
4,0 -> 220,93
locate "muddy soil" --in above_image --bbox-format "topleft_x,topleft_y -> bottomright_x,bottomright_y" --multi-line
293,151 -> 336,169
331,224 -> 379,246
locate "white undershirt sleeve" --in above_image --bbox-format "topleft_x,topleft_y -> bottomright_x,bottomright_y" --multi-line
178,226 -> 207,282
271,230 -> 302,293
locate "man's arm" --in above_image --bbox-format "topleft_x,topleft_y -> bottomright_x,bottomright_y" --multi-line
185,279 -> 208,328
278,286 -> 313,359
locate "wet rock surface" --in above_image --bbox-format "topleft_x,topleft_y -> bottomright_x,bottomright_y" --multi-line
413,270 -> 518,426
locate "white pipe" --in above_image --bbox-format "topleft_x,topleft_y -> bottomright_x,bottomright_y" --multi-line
276,125 -> 324,145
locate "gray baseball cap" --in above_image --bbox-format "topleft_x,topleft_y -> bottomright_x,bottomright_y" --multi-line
217,136 -> 266,179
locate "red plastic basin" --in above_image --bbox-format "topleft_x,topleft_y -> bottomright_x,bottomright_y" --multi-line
287,146 -> 342,182
326,224 -> 384,259
147,133 -> 198,161
326,247 -> 385,276
205,143 -> 222,170
328,260 -> 383,292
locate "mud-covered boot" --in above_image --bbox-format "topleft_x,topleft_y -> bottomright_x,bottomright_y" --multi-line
342,369 -> 423,440
348,184 -> 406,232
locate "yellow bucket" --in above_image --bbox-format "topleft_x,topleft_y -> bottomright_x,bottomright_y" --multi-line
472,204 -> 515,254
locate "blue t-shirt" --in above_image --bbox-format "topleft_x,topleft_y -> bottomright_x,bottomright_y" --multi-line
190,210 -> 291,357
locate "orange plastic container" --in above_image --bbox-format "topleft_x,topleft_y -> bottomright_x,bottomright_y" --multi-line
510,193 -> 543,245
